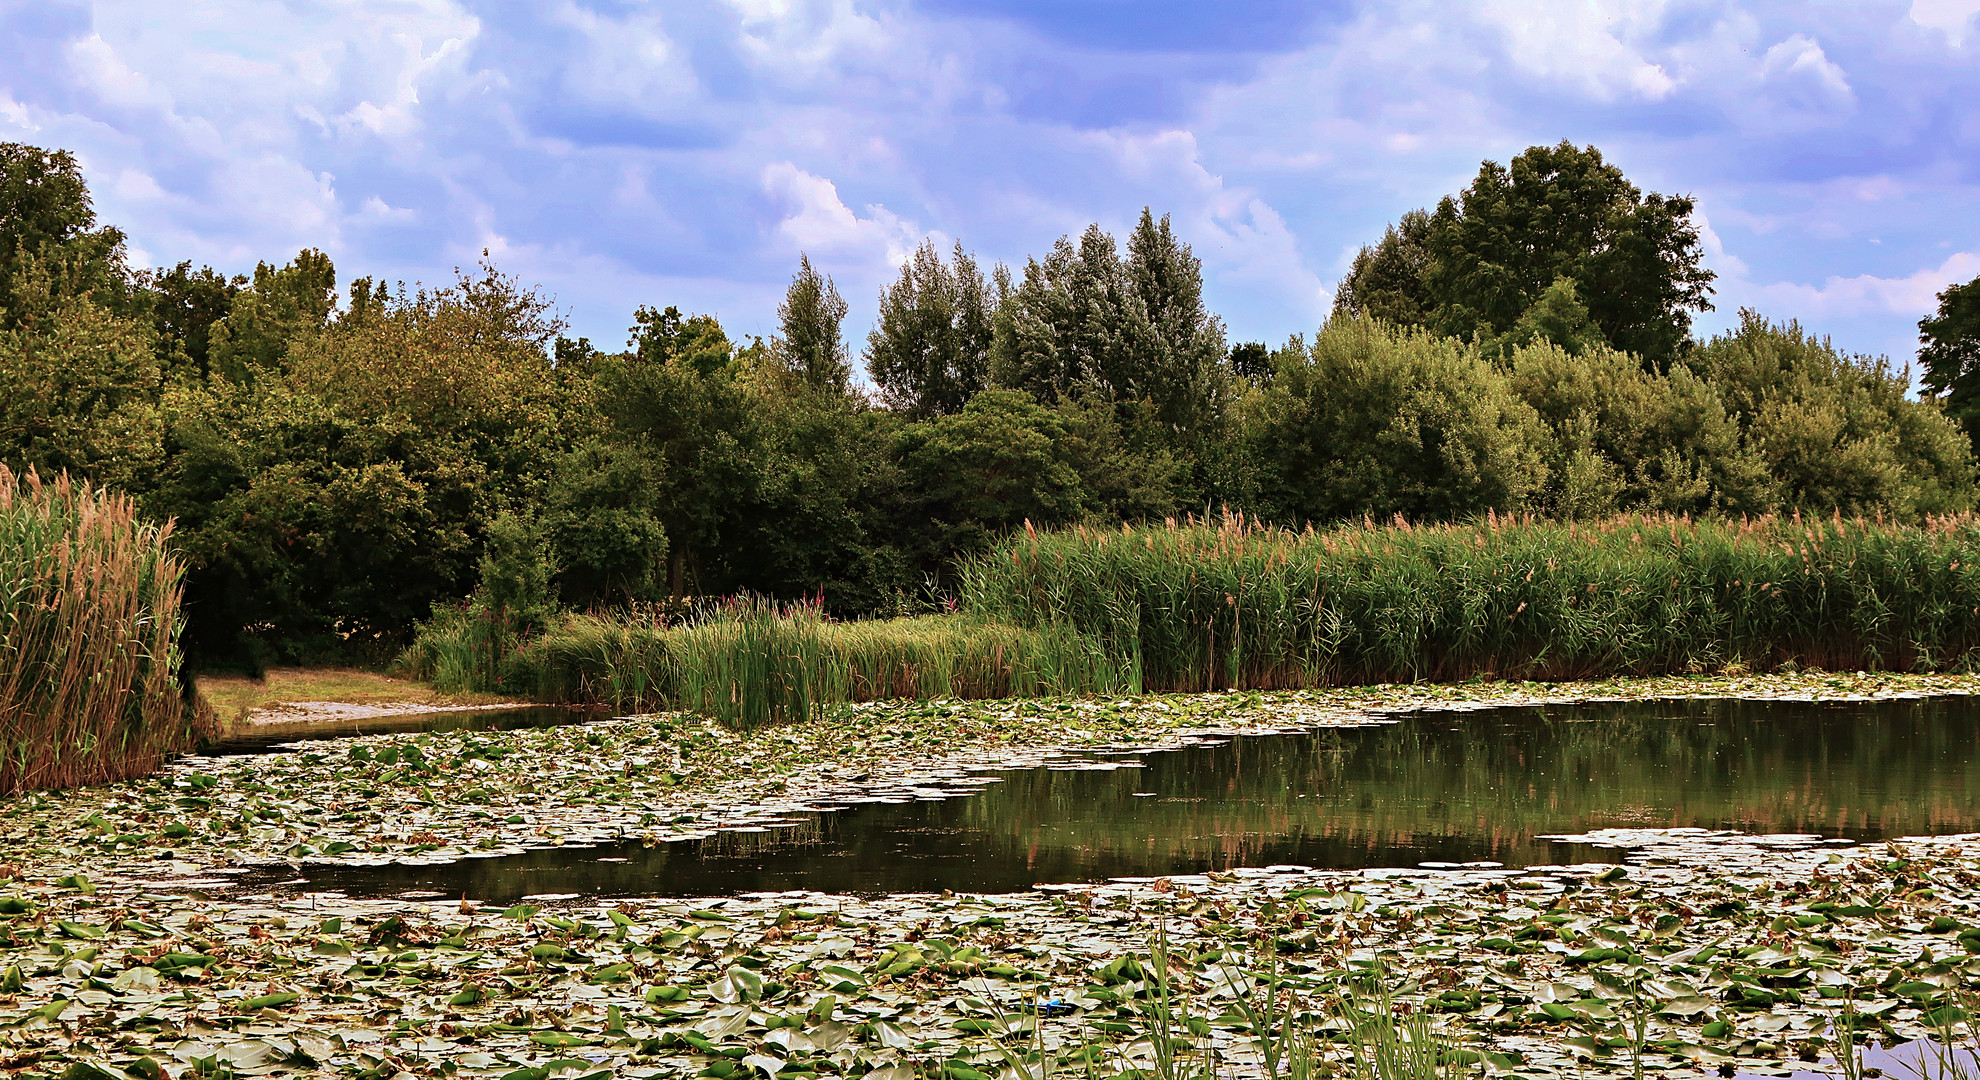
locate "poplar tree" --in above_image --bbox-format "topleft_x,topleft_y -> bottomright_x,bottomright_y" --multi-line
864,239 -> 996,418
776,253 -> 850,393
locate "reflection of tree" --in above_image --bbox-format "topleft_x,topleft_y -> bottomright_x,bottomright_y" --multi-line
941,698 -> 1980,863
303,699 -> 1980,902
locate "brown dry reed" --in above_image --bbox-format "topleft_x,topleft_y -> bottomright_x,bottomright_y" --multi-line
0,467 -> 214,793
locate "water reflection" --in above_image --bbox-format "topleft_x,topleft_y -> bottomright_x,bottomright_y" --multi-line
293,695 -> 1980,902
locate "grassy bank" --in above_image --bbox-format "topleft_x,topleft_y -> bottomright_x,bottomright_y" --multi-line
0,467 -> 213,793
407,513 -> 1980,721
198,667 -> 517,724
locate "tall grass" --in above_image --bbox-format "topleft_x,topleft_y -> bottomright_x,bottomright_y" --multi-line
0,467 -> 214,793
402,597 -> 1133,726
957,510 -> 1980,691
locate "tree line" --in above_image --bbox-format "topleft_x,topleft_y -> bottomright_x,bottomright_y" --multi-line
2,139 -> 1976,669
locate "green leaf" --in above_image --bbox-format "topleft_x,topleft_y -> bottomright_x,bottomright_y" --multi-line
57,920 -> 105,940
529,1031 -> 600,1049
55,874 -> 95,894
240,992 -> 299,1011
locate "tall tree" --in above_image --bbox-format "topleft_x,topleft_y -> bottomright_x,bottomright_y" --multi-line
776,253 -> 851,393
1120,209 -> 1228,436
990,210 -> 1226,440
1332,210 -> 1434,327
1919,273 -> 1980,447
205,249 -> 337,383
864,239 -> 996,417
1336,142 -> 1716,369
148,262 -> 242,380
0,143 -> 134,319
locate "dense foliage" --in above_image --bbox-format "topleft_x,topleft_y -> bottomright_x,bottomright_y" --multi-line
2,138 -> 1975,671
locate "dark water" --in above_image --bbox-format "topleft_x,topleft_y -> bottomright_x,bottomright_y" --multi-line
202,706 -> 598,757
291,696 -> 1980,902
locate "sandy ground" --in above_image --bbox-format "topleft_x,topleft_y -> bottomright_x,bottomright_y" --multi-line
244,699 -> 534,724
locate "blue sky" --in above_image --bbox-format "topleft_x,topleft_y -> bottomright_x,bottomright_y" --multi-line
2,0 -> 1976,370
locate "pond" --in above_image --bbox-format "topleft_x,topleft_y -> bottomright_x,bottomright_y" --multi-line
284,695 -> 1980,902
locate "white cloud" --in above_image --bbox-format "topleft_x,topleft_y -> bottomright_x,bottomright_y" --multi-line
1910,0 -> 1980,45
1759,251 -> 1980,319
1468,0 -> 1678,100
1758,34 -> 1854,106
358,195 -> 415,224
761,162 -> 921,267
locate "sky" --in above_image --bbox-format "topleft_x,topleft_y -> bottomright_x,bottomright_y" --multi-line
2,0 -> 1977,370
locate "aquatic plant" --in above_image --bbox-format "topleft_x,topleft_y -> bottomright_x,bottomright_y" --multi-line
959,510 -> 1980,691
0,467 -> 213,793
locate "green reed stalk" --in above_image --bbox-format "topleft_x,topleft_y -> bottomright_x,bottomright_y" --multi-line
957,510 -> 1980,690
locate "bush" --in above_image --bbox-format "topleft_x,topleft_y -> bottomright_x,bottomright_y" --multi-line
0,467 -> 214,792
1246,317 -> 1549,525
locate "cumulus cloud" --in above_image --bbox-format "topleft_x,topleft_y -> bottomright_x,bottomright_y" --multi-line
1760,251 -> 1980,319
1910,0 -> 1980,44
761,161 -> 922,268
1,0 -> 1975,357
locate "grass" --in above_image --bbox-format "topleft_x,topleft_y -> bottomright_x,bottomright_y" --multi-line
406,511 -> 1980,726
196,667 -> 517,724
405,598 -> 1134,725
0,466 -> 213,793
958,510 -> 1980,691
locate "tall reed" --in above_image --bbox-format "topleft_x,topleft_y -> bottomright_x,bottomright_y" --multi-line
957,510 -> 1980,691
0,467 -> 214,793
403,597 -> 1133,726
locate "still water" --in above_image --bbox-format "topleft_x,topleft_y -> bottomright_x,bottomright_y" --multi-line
290,696 -> 1980,901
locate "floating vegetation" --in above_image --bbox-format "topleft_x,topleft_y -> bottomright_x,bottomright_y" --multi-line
4,674 -> 1980,1078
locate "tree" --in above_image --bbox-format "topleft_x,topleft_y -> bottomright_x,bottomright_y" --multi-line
1919,273 -> 1980,447
1246,316 -> 1549,525
0,143 -> 133,320
1332,210 -> 1434,327
990,210 -> 1227,441
1693,311 -> 1976,518
147,262 -> 242,380
1336,142 -> 1716,369
864,239 -> 996,417
776,253 -> 851,393
1120,209 -> 1228,437
207,249 -> 337,382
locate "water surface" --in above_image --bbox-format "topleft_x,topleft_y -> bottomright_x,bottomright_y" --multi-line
291,696 -> 1980,901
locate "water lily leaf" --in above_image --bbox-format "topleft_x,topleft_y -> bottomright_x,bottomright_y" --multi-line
55,874 -> 95,894
449,985 -> 487,1006
528,1031 -> 600,1049
239,992 -> 299,1011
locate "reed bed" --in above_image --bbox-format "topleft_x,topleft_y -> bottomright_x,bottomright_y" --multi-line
957,510 -> 1980,691
405,598 -> 1132,726
0,467 -> 213,793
